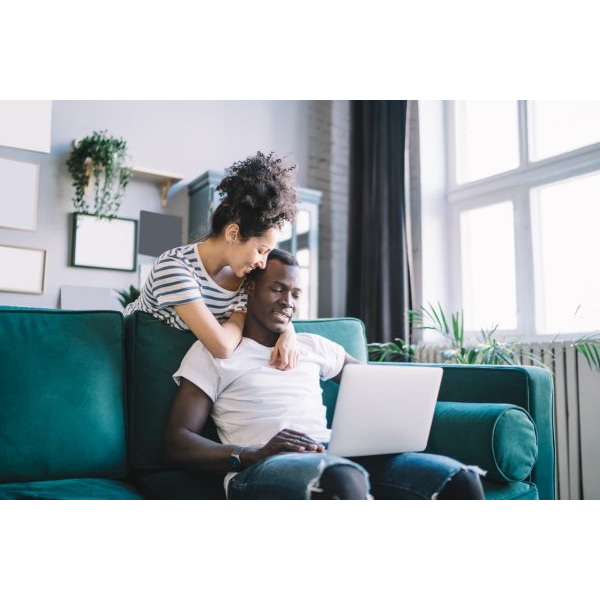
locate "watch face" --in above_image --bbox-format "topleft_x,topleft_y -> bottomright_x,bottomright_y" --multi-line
228,455 -> 241,469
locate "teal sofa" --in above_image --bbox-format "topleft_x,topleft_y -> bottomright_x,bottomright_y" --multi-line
0,307 -> 555,500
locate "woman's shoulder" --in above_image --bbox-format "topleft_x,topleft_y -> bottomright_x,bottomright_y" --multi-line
157,243 -> 197,261
153,244 -> 200,270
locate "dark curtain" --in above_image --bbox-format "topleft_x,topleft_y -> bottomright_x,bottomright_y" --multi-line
346,100 -> 412,344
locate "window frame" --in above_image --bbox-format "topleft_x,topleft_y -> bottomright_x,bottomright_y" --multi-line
445,100 -> 600,341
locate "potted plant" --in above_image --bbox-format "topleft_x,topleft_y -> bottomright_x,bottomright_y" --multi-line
66,130 -> 132,218
368,301 -> 600,371
116,285 -> 140,309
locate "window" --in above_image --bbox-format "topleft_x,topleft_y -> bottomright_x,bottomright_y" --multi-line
276,203 -> 319,319
531,172 -> 600,334
528,101 -> 600,161
447,100 -> 600,338
460,201 -> 517,331
454,100 -> 520,183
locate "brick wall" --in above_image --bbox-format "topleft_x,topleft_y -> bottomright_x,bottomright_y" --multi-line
306,100 -> 351,317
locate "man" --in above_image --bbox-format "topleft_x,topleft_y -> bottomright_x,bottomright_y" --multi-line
164,249 -> 485,500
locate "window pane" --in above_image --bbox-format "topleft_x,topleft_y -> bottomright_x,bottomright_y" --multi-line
296,248 -> 310,267
297,210 -> 310,235
455,101 -> 520,183
460,201 -> 517,330
296,267 -> 310,320
528,101 -> 600,161
278,221 -> 292,243
531,172 -> 600,334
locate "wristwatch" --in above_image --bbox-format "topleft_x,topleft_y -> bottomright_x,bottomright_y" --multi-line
228,446 -> 246,471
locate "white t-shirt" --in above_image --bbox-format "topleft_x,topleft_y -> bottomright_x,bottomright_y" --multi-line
172,332 -> 346,492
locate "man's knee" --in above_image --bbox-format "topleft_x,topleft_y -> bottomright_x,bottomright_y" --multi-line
310,464 -> 369,500
438,468 -> 485,500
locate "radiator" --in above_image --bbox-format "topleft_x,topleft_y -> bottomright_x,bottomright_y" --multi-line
419,343 -> 600,499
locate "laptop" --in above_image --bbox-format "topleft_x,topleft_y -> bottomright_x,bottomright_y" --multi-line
326,364 -> 443,457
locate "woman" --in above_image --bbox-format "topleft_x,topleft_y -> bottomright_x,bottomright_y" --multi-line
125,151 -> 299,369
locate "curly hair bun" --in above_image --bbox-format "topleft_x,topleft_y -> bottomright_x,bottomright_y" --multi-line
211,151 -> 298,239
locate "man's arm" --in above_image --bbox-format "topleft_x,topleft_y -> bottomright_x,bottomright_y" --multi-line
330,352 -> 361,385
164,378 -> 325,473
164,378 -> 237,472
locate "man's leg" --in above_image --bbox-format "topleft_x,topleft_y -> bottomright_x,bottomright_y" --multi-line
436,467 -> 484,500
227,453 -> 371,500
310,464 -> 370,500
352,452 -> 485,500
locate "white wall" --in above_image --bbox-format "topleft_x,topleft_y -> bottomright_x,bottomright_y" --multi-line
0,101 -> 310,309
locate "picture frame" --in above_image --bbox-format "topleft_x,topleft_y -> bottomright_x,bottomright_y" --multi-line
0,100 -> 52,153
139,210 -> 182,257
0,244 -> 47,294
71,213 -> 138,272
0,156 -> 40,231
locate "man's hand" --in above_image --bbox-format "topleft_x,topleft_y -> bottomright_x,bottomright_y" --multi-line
243,429 -> 325,467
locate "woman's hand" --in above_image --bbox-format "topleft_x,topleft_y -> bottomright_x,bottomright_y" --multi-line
270,325 -> 299,370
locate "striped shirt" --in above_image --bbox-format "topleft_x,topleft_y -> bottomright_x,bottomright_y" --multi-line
125,243 -> 247,330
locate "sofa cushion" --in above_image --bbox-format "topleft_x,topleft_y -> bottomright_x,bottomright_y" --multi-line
293,318 -> 368,361
425,401 -> 538,483
0,308 -> 129,483
0,478 -> 143,500
125,313 -> 199,471
125,313 -> 369,471
482,480 -> 539,500
132,470 -> 226,500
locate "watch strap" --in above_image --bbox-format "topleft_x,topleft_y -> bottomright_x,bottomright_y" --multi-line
228,445 -> 246,470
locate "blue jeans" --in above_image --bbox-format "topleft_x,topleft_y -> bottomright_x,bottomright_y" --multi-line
227,451 -> 484,500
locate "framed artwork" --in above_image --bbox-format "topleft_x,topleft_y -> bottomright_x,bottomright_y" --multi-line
0,157 -> 39,231
71,213 -> 138,272
139,210 -> 182,256
0,100 -> 52,153
0,244 -> 47,294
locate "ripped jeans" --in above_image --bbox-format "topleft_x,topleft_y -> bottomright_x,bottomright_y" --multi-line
226,451 -> 485,500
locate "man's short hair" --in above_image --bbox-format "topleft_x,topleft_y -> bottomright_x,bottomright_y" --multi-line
246,248 -> 298,282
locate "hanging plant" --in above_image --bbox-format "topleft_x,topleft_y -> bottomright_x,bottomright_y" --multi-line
66,130 -> 132,218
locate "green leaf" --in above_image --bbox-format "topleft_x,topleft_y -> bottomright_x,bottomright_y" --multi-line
572,336 -> 600,371
438,301 -> 450,335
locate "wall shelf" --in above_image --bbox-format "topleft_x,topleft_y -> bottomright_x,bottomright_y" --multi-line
71,141 -> 183,209
131,167 -> 184,208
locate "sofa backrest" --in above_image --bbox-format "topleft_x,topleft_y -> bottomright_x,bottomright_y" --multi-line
0,307 -> 128,483
125,313 -> 368,472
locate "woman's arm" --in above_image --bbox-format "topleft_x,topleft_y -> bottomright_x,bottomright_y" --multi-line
270,321 -> 300,370
175,300 -> 245,359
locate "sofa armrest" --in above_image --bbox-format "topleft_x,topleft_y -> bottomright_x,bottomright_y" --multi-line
370,362 -> 555,499
425,401 -> 538,484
